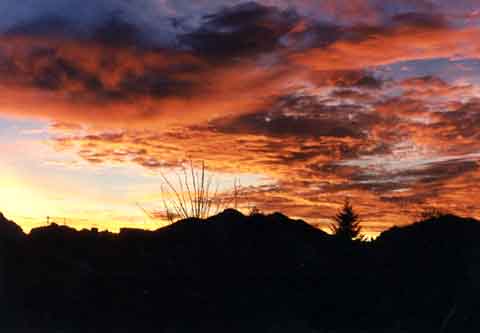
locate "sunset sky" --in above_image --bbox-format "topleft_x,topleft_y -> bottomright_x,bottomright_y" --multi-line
1,0 -> 480,235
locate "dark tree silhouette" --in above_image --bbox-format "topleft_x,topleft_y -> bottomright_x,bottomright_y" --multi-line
330,199 -> 362,240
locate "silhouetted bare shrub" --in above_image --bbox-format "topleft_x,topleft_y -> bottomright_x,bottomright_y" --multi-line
158,161 -> 243,223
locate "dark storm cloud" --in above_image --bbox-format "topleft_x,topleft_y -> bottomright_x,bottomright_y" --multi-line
90,16 -> 147,48
30,54 -> 103,92
389,12 -> 448,29
118,70 -> 196,98
179,2 -> 299,60
213,112 -> 363,139
0,35 -> 207,109
2,1 -> 449,56
0,0 -> 180,48
6,16 -> 78,38
211,93 -> 380,139
6,13 -> 160,49
0,44 -> 187,100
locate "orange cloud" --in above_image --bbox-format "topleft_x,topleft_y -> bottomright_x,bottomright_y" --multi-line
291,25 -> 480,71
0,36 -> 297,129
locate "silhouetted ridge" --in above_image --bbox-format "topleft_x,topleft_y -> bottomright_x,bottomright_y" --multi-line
0,212 -> 24,240
369,215 -> 480,332
149,209 -> 327,239
209,208 -> 245,220
4,211 -> 480,332
376,214 -> 480,244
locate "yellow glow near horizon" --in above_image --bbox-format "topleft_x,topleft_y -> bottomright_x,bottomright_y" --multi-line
0,168 -> 162,233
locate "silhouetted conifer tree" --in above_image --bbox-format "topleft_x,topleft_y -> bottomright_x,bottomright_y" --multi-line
330,199 -> 361,240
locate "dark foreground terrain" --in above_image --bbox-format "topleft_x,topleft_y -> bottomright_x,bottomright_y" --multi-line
1,210 -> 480,332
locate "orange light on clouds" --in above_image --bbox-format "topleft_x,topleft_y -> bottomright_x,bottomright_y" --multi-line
1,2 -> 480,236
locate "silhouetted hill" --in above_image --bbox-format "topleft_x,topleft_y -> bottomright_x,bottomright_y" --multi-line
116,209 -> 331,279
0,212 -> 24,240
152,208 -> 324,237
0,213 -> 25,323
377,214 -> 480,244
2,210 -> 480,332
371,214 -> 480,332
